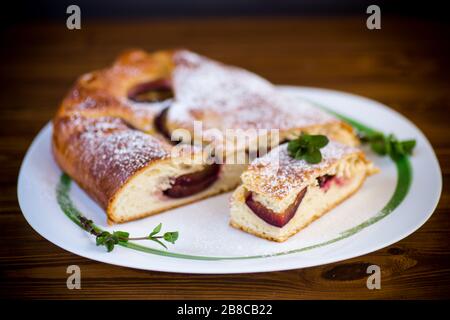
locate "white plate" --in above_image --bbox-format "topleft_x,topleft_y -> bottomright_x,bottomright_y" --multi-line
17,86 -> 442,274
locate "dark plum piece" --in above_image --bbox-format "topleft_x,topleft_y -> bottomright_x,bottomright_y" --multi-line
154,107 -> 172,140
127,78 -> 173,103
245,187 -> 307,228
163,164 -> 221,198
317,174 -> 335,189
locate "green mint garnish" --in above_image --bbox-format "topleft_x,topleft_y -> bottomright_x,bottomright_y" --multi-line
149,223 -> 162,237
79,218 -> 178,252
287,133 -> 329,164
163,231 -> 179,244
359,132 -> 416,160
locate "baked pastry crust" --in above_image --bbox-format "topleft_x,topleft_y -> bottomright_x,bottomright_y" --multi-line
52,49 -> 360,224
53,115 -> 171,210
230,142 -> 378,242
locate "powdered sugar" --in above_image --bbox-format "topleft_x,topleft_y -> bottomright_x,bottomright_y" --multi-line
169,50 -> 336,130
68,117 -> 170,186
243,141 -> 358,199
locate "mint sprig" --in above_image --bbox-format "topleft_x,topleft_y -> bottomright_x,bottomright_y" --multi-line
359,132 -> 416,160
80,218 -> 178,252
287,133 -> 329,164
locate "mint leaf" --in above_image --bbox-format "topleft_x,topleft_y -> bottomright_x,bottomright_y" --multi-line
113,231 -> 129,241
287,140 -> 301,155
294,149 -> 304,160
96,235 -> 106,246
392,141 -> 404,155
361,131 -> 416,159
88,223 -> 178,252
401,140 -> 416,155
310,135 -> 329,148
370,140 -> 387,155
149,223 -> 162,237
163,232 -> 179,244
287,133 -> 329,164
304,148 -> 322,164
105,240 -> 115,252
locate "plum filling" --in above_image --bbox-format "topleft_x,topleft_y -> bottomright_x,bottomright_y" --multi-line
163,164 -> 221,198
317,174 -> 335,190
127,79 -> 173,103
245,187 -> 307,228
317,174 -> 346,191
127,79 -> 174,142
154,107 -> 172,140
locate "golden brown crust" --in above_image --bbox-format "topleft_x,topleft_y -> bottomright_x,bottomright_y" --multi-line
52,115 -> 171,210
55,49 -> 176,133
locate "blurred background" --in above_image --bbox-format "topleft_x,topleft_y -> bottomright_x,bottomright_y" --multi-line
1,1 -> 449,132
2,0 -> 448,23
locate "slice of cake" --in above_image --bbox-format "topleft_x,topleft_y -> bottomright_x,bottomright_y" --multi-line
52,115 -> 239,224
230,141 -> 378,242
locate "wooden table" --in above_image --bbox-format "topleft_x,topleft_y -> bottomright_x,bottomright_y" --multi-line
1,17 -> 449,299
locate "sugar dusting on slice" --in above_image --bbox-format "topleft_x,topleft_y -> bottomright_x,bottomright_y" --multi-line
242,141 -> 359,199
67,116 -> 170,186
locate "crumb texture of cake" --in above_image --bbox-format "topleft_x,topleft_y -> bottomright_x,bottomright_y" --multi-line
230,142 -> 378,242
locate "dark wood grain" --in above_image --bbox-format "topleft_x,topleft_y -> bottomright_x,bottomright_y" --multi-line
1,16 -> 449,299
